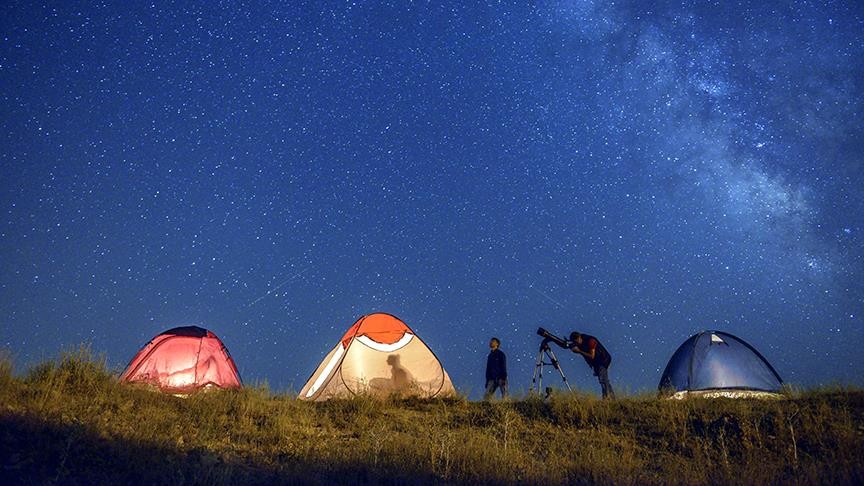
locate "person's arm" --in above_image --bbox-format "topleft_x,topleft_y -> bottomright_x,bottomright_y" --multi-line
571,341 -> 596,360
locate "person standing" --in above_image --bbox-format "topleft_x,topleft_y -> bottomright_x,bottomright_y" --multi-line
484,337 -> 507,399
568,332 -> 615,399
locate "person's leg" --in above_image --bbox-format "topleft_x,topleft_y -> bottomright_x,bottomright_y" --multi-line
605,367 -> 616,398
499,379 -> 508,399
484,379 -> 497,400
597,366 -> 614,399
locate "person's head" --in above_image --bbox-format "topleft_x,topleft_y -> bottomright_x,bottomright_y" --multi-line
569,332 -> 583,345
489,337 -> 500,350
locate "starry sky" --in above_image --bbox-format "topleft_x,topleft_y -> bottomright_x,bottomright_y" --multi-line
2,1 -> 862,397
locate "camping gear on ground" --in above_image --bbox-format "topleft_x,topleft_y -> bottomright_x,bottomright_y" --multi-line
659,330 -> 783,399
531,327 -> 572,394
120,326 -> 242,393
299,313 -> 455,400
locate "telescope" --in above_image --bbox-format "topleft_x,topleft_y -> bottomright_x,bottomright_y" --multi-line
531,328 -> 573,393
536,327 -> 570,349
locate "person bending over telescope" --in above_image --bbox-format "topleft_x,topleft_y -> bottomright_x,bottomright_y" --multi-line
537,328 -> 616,399
568,332 -> 615,399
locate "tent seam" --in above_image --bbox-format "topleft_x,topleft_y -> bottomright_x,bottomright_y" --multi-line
122,337 -> 168,380
686,331 -> 704,391
194,336 -> 204,387
338,314 -> 368,397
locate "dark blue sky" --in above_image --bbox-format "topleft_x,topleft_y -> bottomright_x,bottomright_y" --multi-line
2,1 -> 862,396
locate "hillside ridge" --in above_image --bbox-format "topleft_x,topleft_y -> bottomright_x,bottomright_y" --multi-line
1,349 -> 862,485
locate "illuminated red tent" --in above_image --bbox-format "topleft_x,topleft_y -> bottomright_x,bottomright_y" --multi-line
120,326 -> 242,393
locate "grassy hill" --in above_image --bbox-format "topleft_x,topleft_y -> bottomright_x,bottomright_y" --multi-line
1,348 -> 862,485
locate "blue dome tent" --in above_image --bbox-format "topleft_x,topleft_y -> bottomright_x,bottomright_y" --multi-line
658,330 -> 783,398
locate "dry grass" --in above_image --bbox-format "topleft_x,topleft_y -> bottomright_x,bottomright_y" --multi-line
1,348 -> 862,485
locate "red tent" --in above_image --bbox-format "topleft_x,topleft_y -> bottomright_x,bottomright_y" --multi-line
120,326 -> 242,393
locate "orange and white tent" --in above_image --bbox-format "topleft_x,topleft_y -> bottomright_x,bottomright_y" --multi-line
299,313 -> 455,400
120,326 -> 242,393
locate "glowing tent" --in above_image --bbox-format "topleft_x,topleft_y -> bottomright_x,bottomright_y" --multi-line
659,330 -> 783,398
299,313 -> 455,400
120,326 -> 242,393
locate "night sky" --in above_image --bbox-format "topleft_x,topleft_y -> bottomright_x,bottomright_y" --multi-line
2,1 -> 862,397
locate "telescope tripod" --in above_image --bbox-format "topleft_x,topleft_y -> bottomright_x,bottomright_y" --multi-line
530,341 -> 572,395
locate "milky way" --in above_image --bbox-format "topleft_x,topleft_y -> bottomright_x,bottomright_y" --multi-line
1,1 -> 862,396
